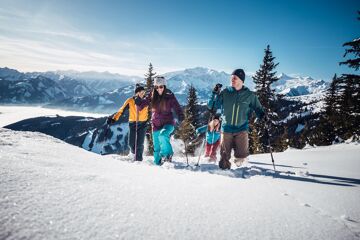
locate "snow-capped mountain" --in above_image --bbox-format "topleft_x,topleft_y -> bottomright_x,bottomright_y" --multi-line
164,67 -> 231,94
163,67 -> 255,103
0,67 -> 25,81
46,86 -> 136,113
274,73 -> 328,97
0,75 -> 70,103
0,67 -> 329,114
0,68 -> 97,103
163,68 -> 328,102
50,70 -> 142,94
29,71 -> 97,97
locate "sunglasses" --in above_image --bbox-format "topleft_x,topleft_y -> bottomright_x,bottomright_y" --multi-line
155,85 -> 164,89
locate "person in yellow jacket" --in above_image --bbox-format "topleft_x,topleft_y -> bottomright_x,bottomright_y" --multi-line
107,84 -> 148,161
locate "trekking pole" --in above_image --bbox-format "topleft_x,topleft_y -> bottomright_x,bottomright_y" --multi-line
134,106 -> 139,161
184,140 -> 189,166
195,138 -> 206,167
264,115 -> 276,172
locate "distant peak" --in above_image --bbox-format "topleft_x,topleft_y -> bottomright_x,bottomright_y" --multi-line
278,73 -> 293,80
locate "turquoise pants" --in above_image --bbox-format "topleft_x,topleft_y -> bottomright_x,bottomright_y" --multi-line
152,124 -> 175,165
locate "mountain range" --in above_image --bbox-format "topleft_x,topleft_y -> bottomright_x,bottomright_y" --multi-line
0,67 -> 329,113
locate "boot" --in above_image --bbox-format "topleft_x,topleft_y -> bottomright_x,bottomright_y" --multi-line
219,159 -> 231,170
234,158 -> 246,167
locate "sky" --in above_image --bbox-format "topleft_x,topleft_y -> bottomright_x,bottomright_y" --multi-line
0,0 -> 359,79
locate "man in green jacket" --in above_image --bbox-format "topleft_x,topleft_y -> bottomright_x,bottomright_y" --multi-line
208,69 -> 265,170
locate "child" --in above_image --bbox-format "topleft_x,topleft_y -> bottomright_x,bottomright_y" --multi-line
195,115 -> 221,162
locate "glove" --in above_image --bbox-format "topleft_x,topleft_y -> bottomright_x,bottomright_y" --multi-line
107,116 -> 115,125
213,83 -> 223,94
134,96 -> 142,106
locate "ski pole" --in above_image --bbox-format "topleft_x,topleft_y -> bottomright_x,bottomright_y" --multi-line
184,140 -> 189,166
264,115 -> 276,172
134,106 -> 139,161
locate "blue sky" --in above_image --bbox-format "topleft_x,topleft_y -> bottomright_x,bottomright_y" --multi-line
0,0 -> 358,79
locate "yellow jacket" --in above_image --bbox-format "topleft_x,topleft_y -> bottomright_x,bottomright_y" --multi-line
113,97 -> 148,122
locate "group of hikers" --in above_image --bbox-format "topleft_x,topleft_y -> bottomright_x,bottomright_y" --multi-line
107,68 -> 265,170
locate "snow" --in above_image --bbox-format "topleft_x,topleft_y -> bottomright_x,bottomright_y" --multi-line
0,106 -> 106,127
1,107 -> 360,239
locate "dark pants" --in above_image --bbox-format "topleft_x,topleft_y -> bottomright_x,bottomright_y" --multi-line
129,121 -> 147,161
220,131 -> 249,162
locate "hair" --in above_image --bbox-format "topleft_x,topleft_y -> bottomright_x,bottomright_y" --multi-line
151,85 -> 167,112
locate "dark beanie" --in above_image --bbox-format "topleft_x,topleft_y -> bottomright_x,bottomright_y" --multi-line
212,114 -> 221,121
134,84 -> 145,94
232,69 -> 245,82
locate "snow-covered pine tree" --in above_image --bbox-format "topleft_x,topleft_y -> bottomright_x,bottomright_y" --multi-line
144,63 -> 156,155
252,45 -> 285,152
176,84 -> 199,154
337,12 -> 360,140
186,84 -> 200,128
312,74 -> 339,145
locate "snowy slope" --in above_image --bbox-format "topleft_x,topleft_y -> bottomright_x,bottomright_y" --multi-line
1,127 -> 359,240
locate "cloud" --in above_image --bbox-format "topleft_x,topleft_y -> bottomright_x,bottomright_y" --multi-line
0,6 -> 162,75
0,5 -> 196,76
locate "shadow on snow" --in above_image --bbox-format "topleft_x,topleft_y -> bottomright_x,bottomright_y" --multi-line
113,156 -> 360,187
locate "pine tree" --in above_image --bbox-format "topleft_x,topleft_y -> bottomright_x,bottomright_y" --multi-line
252,45 -> 283,152
144,63 -> 156,155
313,74 -> 339,145
249,117 -> 263,154
339,11 -> 360,71
178,115 -> 196,155
337,12 -> 360,140
275,126 -> 289,151
176,84 -> 199,154
186,84 -> 199,128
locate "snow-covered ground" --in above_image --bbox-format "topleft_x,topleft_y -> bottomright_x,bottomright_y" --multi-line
0,106 -> 107,127
1,107 -> 360,240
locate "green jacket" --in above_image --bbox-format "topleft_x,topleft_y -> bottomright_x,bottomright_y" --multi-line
208,86 -> 264,133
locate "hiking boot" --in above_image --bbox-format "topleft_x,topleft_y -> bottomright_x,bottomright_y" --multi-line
160,155 -> 172,165
219,159 -> 231,170
234,158 -> 247,167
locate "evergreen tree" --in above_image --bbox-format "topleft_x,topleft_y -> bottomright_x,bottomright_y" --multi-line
176,84 -> 199,154
312,74 -> 339,145
339,11 -> 360,71
337,12 -> 360,140
249,117 -> 263,154
186,84 -> 199,128
252,45 -> 283,152
144,63 -> 156,155
178,114 -> 196,155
